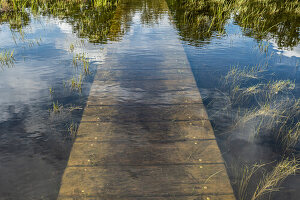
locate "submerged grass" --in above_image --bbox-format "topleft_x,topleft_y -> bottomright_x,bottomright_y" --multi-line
222,63 -> 300,199
234,158 -> 299,200
224,64 -> 295,106
225,65 -> 298,150
251,158 -> 298,200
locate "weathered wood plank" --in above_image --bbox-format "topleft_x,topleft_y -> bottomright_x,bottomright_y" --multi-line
89,79 -> 198,93
64,140 -> 224,166
81,104 -> 208,122
75,120 -> 216,142
58,165 -> 235,199
94,68 -> 193,81
59,195 -> 235,200
87,88 -> 202,105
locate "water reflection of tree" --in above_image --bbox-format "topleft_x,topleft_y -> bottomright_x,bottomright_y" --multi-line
166,0 -> 300,49
235,0 -> 300,50
0,0 -> 169,43
0,0 -> 125,43
166,0 -> 233,46
140,0 -> 166,26
0,11 -> 30,30
41,1 -> 120,43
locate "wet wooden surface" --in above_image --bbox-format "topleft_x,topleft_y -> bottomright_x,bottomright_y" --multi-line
58,0 -> 235,199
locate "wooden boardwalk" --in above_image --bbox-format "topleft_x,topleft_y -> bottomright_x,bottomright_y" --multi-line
58,0 -> 235,199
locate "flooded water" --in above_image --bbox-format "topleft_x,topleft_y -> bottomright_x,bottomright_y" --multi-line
0,0 -> 299,199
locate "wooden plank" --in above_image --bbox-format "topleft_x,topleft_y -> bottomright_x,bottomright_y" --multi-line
90,79 -> 198,92
59,195 -> 235,200
58,165 -> 234,199
87,87 -> 202,105
81,104 -> 208,122
94,68 -> 193,81
75,120 -> 216,142
63,140 -> 224,166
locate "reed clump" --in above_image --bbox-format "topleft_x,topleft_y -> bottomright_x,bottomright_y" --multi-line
51,101 -> 63,113
251,158 -> 298,200
68,121 -> 78,139
234,158 -> 299,200
221,62 -> 299,199
224,65 -> 298,151
69,75 -> 83,92
73,53 -> 90,75
67,50 -> 92,93
224,64 -> 295,106
0,49 -> 15,68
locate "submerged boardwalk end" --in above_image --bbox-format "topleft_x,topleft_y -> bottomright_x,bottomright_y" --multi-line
58,0 -> 235,199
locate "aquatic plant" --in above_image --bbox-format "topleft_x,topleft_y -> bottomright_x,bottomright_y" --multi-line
235,162 -> 266,200
51,101 -> 63,113
219,59 -> 299,199
49,87 -> 54,97
69,43 -> 75,52
72,53 -> 90,74
258,41 -> 270,55
234,158 -> 299,200
223,64 -> 296,106
224,64 -> 265,86
0,49 -> 15,68
273,100 -> 300,154
251,158 -> 299,200
69,75 -> 83,91
68,121 -> 78,138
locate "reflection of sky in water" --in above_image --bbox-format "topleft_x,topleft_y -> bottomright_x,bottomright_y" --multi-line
0,16 -> 106,123
271,40 -> 300,58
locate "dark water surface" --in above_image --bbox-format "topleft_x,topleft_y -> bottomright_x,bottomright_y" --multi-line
0,0 -> 299,199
